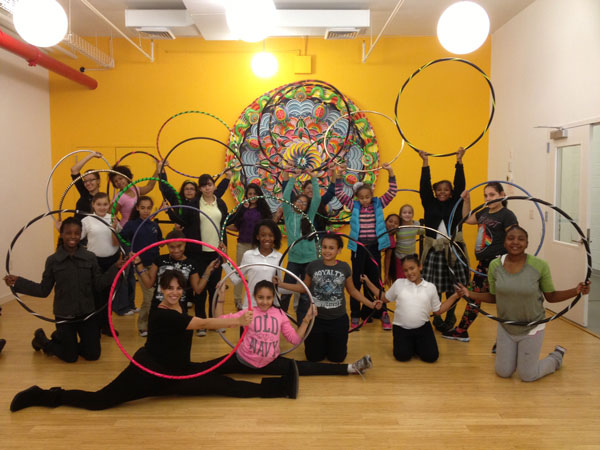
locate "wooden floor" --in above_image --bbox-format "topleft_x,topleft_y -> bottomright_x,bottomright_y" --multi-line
1,295 -> 599,450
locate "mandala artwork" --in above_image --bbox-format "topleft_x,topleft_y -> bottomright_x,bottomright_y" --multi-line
226,81 -> 380,225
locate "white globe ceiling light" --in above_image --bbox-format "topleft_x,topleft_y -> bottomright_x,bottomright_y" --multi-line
251,51 -> 278,78
437,1 -> 490,55
13,0 -> 68,47
225,0 -> 276,43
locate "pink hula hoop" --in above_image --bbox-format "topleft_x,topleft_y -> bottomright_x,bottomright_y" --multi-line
107,238 -> 252,379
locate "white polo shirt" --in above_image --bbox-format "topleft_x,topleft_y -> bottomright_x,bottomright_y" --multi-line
239,247 -> 282,308
385,278 -> 441,329
81,214 -> 119,257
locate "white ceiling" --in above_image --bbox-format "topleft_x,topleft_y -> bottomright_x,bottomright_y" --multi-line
57,0 -> 535,40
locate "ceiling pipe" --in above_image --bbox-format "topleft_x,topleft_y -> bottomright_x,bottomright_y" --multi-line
0,28 -> 97,89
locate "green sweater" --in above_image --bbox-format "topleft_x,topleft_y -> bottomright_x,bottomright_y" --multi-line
488,254 -> 555,335
282,176 -> 320,264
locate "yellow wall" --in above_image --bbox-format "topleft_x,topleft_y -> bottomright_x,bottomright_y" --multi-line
48,36 -> 491,264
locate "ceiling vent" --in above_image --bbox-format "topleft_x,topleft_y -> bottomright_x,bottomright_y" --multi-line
136,27 -> 175,40
324,28 -> 360,40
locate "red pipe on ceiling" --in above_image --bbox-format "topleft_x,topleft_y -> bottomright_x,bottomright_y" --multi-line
0,29 -> 98,90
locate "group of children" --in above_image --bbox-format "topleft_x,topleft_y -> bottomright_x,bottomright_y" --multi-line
4,146 -> 589,410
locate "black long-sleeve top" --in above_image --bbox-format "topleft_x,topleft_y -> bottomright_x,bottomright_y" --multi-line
13,246 -> 119,318
159,172 -> 229,257
419,163 -> 465,238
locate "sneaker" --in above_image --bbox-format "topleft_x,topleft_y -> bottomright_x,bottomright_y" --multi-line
433,320 -> 452,333
350,317 -> 360,329
139,330 -> 148,337
187,302 -> 194,309
132,308 -> 141,314
196,329 -> 207,337
491,343 -> 497,354
381,311 -> 392,330
214,328 -> 226,334
554,345 -> 566,357
350,355 -> 373,375
31,328 -> 50,352
122,310 -> 135,316
442,328 -> 470,342
235,299 -> 243,311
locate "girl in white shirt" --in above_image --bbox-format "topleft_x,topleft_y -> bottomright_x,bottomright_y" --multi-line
81,192 -> 122,332
239,220 -> 283,309
362,254 -> 460,363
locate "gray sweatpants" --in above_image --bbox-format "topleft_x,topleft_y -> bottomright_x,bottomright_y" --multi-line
495,324 -> 563,382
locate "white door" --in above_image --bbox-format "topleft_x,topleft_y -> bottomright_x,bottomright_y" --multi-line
544,126 -> 592,326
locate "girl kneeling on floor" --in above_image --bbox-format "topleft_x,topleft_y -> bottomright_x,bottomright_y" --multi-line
362,254 -> 460,363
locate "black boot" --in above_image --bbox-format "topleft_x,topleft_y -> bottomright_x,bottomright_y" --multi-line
444,303 -> 457,329
0,338 -> 6,353
10,386 -> 63,412
31,329 -> 50,352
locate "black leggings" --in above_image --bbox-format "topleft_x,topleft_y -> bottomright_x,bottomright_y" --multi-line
47,316 -> 101,363
52,351 -> 286,410
203,353 -> 348,376
304,315 -> 349,363
392,322 -> 439,363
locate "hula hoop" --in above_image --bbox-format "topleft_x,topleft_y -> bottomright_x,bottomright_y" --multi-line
156,111 -> 235,178
278,230 -> 385,333
5,209 -> 126,324
256,80 -> 353,172
160,135 -> 237,180
111,177 -> 181,245
448,180 -> 546,277
130,204 -> 221,254
220,194 -> 317,242
451,196 -> 592,326
58,169 -> 137,221
212,262 -> 315,355
394,58 -> 496,157
107,238 -> 251,379
46,150 -> 111,213
322,110 -> 405,172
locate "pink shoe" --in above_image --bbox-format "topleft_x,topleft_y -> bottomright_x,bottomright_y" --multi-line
350,317 -> 360,329
381,311 -> 392,330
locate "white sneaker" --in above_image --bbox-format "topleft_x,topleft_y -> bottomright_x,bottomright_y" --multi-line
122,310 -> 135,316
138,330 -> 148,337
196,329 -> 207,337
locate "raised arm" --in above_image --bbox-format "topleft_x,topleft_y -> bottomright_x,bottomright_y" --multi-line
461,191 -> 477,225
419,151 -> 435,205
215,171 -> 231,199
334,163 -> 353,209
379,163 -> 397,208
453,148 -> 466,198
306,175 -> 321,219
71,152 -> 103,175
137,160 -> 163,195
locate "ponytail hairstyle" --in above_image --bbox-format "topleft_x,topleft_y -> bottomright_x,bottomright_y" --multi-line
400,253 -> 421,266
485,182 -> 508,207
